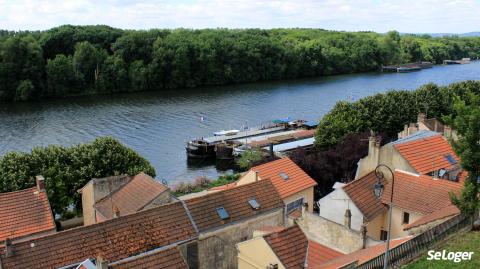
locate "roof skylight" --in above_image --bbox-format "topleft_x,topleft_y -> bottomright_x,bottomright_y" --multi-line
216,207 -> 229,220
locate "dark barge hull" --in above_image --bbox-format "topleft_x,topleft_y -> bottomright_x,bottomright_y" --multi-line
186,143 -> 215,158
215,143 -> 234,160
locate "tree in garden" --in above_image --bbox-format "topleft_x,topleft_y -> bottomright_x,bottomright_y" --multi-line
0,137 -> 156,217
446,91 -> 480,219
236,150 -> 265,170
291,132 -> 389,199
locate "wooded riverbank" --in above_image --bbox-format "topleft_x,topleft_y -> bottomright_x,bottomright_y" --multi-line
2,26 -> 480,101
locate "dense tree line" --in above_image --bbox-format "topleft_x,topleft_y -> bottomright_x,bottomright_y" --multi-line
0,137 -> 155,217
314,80 -> 480,149
1,25 -> 480,101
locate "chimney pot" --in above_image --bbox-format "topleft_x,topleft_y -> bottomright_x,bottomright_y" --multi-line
254,171 -> 259,182
96,256 -> 108,269
5,237 -> 13,257
35,176 -> 45,192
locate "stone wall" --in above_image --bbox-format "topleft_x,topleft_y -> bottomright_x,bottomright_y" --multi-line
297,212 -> 364,253
197,209 -> 284,269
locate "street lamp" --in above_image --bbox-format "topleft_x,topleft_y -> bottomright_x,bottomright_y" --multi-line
373,164 -> 395,269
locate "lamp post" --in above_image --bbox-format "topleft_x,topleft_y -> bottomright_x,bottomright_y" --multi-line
373,164 -> 395,269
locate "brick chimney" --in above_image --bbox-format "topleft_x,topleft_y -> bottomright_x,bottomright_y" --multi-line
4,237 -> 13,257
344,209 -> 352,229
35,175 -> 45,192
96,256 -> 108,269
113,206 -> 120,218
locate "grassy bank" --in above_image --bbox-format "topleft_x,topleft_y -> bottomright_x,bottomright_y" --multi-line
403,230 -> 480,269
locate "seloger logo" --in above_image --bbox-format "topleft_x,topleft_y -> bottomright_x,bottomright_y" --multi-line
427,250 -> 474,263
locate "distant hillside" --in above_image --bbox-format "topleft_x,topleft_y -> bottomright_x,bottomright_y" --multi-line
410,32 -> 480,37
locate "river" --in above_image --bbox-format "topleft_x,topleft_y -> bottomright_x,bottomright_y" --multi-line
1,61 -> 480,185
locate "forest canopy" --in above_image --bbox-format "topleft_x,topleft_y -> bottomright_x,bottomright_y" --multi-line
1,25 -> 480,101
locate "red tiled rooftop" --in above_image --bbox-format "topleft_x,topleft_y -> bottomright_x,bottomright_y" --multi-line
404,204 -> 460,230
394,134 -> 460,174
0,187 -> 55,243
251,157 -> 317,199
0,202 -> 197,269
381,171 -> 462,215
306,240 -> 343,269
94,172 -> 168,220
319,237 -> 412,269
264,225 -> 308,269
185,180 -> 284,232
343,172 -> 388,221
110,246 -> 188,269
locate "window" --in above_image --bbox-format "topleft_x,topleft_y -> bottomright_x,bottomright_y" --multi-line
380,230 -> 388,241
216,207 -> 229,220
445,154 -> 457,165
248,198 -> 260,210
286,198 -> 304,213
403,212 -> 410,224
279,172 -> 289,180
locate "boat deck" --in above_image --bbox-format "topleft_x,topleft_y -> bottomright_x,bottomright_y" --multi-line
203,126 -> 286,144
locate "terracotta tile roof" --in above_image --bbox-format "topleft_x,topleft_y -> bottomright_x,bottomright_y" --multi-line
381,171 -> 463,215
184,180 -> 284,232
0,187 -> 55,243
404,204 -> 460,230
319,237 -> 412,269
393,134 -> 460,174
264,225 -> 308,269
251,157 -> 317,199
0,202 -> 197,269
110,246 -> 188,269
343,172 -> 388,221
94,172 -> 168,220
306,240 -> 343,269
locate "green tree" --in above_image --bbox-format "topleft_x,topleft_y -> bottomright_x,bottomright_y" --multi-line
73,41 -> 107,85
14,79 -> 35,101
0,137 -> 156,216
236,150 -> 264,170
46,54 -> 77,96
446,92 -> 480,219
0,36 -> 44,99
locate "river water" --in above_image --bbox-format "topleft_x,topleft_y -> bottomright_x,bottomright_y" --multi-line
1,62 -> 479,185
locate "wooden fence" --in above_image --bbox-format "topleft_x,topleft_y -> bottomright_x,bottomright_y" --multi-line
343,214 -> 470,269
